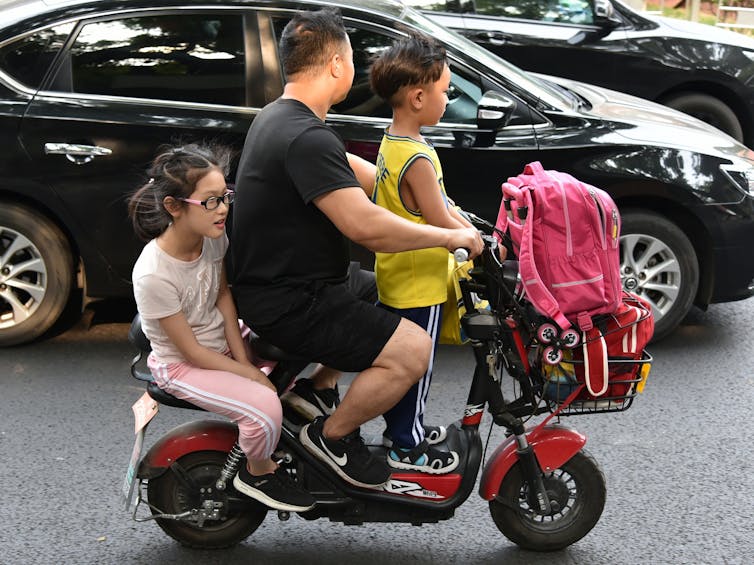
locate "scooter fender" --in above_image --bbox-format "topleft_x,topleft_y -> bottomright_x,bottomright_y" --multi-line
478,424 -> 586,500
138,420 -> 238,479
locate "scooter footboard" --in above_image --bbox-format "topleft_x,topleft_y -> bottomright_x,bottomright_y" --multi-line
478,424 -> 586,500
138,420 -> 238,479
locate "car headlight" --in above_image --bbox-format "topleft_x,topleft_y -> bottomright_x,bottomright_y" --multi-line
721,163 -> 754,197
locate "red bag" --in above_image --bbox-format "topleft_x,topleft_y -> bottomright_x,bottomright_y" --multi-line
573,292 -> 654,399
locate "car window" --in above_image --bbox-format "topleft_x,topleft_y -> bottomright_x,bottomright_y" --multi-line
0,23 -> 74,89
271,18 -> 483,124
402,0 -> 466,13
474,0 -> 595,25
57,14 -> 245,106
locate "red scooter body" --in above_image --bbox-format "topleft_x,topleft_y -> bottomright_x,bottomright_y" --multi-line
478,424 -> 586,500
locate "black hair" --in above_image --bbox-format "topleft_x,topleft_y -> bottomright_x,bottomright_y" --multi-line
128,143 -> 232,242
369,32 -> 447,106
279,8 -> 348,77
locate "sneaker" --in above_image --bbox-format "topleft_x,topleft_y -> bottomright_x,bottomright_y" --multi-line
300,416 -> 391,489
233,466 -> 315,513
382,424 -> 448,448
387,440 -> 460,474
281,379 -> 340,421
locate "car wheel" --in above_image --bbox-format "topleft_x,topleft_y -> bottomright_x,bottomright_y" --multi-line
662,92 -> 744,143
0,204 -> 74,346
619,210 -> 699,341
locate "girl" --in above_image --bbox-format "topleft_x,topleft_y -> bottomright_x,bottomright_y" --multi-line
128,144 -> 314,512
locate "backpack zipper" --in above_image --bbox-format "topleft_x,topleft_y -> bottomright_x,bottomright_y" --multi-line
588,188 -> 607,250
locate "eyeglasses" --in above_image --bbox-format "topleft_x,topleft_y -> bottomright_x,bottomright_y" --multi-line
179,190 -> 234,211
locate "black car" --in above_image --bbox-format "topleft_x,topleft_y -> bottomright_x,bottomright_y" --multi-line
414,0 -> 754,146
1,0 -> 753,346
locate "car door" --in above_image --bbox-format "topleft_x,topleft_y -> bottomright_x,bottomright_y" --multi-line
18,9 -> 264,296
442,0 -> 629,92
261,11 -> 539,222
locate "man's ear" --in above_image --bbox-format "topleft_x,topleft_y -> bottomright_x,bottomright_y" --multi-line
331,53 -> 343,78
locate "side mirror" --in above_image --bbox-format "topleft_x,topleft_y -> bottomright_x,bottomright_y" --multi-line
568,0 -> 621,45
593,0 -> 622,29
477,91 -> 515,131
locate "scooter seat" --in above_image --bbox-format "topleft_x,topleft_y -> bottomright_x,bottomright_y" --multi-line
147,380 -> 205,411
250,336 -> 308,362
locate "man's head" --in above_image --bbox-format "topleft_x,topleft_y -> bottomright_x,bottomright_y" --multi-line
369,32 -> 447,109
280,8 -> 353,100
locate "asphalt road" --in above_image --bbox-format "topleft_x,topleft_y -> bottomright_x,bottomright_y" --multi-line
2,299 -> 753,565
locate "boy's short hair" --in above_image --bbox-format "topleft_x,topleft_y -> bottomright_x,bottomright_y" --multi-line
369,32 -> 447,106
279,8 -> 349,77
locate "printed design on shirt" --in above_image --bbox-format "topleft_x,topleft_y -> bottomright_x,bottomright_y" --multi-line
181,259 -> 221,311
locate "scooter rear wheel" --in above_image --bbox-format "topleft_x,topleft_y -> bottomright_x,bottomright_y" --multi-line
147,450 -> 267,548
489,448 -> 606,551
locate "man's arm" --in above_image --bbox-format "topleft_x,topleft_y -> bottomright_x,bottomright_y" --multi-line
314,187 -> 482,256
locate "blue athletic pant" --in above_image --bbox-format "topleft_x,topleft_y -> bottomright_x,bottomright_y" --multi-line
377,302 -> 442,449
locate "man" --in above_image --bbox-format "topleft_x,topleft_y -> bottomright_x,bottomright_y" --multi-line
231,8 -> 482,489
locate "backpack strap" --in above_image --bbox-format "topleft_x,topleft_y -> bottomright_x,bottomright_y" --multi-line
582,327 -> 608,396
516,184 -> 571,331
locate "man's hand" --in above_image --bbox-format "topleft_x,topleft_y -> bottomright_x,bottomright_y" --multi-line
446,227 -> 484,259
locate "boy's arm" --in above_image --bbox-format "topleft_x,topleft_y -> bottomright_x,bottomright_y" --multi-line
402,158 -> 465,229
346,152 -> 376,198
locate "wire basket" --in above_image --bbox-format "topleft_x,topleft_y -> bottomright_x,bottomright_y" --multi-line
539,350 -> 652,415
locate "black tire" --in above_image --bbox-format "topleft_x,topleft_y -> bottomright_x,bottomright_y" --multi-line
147,451 -> 267,548
489,449 -> 606,551
0,204 -> 74,346
662,92 -> 744,143
620,210 -> 699,341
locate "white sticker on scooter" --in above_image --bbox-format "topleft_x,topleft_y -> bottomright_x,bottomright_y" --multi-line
464,404 -> 484,418
383,479 -> 442,499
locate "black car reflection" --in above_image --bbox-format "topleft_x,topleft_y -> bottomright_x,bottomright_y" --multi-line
0,0 -> 753,345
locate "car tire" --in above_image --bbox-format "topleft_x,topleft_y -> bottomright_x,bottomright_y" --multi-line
0,204 -> 74,346
619,210 -> 699,341
661,92 -> 744,143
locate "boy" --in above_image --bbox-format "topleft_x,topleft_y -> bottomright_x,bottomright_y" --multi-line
368,33 -> 472,474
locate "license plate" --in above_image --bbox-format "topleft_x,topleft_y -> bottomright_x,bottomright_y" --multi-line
121,393 -> 159,512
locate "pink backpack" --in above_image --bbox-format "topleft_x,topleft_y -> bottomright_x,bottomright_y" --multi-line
495,161 -> 622,333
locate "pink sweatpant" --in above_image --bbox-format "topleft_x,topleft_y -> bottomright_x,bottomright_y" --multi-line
148,354 -> 282,461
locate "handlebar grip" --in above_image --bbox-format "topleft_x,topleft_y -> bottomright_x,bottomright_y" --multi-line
454,248 -> 469,263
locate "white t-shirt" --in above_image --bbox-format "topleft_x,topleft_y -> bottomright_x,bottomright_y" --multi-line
132,235 -> 228,364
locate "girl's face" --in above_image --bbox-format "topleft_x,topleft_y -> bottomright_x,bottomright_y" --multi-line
177,168 -> 231,239
421,64 -> 451,127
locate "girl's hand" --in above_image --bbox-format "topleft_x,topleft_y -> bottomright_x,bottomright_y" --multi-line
243,366 -> 276,392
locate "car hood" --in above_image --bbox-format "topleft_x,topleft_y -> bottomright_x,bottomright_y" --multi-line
645,13 -> 754,50
540,74 -> 754,160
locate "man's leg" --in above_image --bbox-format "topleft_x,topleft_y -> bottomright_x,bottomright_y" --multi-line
322,317 -> 430,439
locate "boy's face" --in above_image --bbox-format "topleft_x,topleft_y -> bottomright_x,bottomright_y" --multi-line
421,64 -> 451,126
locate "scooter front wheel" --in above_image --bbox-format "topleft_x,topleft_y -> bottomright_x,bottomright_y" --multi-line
489,448 -> 606,551
147,450 -> 267,548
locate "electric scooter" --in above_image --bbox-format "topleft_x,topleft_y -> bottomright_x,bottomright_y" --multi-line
122,226 -> 650,551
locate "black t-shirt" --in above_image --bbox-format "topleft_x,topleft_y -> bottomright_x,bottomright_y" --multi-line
231,98 -> 359,324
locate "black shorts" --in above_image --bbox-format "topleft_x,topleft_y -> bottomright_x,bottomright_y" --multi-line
243,266 -> 400,373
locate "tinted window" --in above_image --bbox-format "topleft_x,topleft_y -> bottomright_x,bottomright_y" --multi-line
0,24 -> 74,89
402,0 -> 465,12
272,19 -> 482,124
475,0 -> 594,25
64,14 -> 245,105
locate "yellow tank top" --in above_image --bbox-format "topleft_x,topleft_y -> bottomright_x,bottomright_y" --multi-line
372,131 -> 449,308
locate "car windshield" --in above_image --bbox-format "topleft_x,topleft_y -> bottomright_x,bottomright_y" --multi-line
392,0 -> 573,109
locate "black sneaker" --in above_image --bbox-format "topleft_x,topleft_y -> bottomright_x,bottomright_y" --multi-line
233,466 -> 315,512
387,440 -> 460,474
300,416 -> 391,489
282,379 -> 340,421
382,424 -> 447,448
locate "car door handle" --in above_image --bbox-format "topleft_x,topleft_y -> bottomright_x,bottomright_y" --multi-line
467,31 -> 510,46
44,142 -> 112,164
